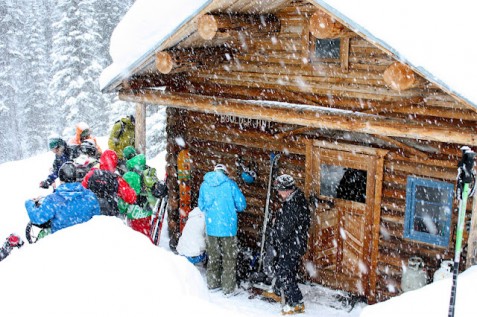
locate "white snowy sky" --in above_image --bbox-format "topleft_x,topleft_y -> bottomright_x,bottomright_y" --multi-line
0,137 -> 476,316
101,0 -> 477,108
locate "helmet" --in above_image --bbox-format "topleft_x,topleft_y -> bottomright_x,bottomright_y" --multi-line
59,162 -> 77,183
214,164 -> 228,174
123,146 -> 137,160
274,174 -> 295,191
48,137 -> 65,150
79,140 -> 97,157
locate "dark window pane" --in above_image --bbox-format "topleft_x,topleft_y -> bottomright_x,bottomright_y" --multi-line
415,185 -> 449,204
315,38 -> 341,59
320,164 -> 366,203
413,203 -> 451,237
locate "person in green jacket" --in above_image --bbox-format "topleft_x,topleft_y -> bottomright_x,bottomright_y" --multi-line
108,115 -> 135,160
118,171 -> 153,240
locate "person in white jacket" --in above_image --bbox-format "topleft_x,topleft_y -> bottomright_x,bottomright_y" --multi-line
177,207 -> 207,264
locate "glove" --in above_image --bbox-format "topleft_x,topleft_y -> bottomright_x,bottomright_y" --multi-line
39,180 -> 51,189
6,234 -> 24,249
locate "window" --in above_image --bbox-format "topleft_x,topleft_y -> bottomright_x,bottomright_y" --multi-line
315,38 -> 340,59
404,176 -> 454,246
320,164 -> 367,203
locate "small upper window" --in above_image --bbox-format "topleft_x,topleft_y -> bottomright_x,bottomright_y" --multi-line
315,38 -> 340,59
404,176 -> 454,247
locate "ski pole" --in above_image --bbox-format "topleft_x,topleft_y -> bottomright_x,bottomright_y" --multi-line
448,147 -> 475,317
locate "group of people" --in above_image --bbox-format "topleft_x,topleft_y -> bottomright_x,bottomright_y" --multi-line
194,163 -> 311,315
25,116 -> 163,242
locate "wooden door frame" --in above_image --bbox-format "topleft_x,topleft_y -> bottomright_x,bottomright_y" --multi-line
304,140 -> 387,303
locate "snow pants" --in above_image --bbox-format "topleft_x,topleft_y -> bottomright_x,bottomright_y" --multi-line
206,235 -> 238,294
274,251 -> 303,306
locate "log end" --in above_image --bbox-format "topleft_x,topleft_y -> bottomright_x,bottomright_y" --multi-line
155,51 -> 173,74
198,14 -> 218,40
383,62 -> 416,91
309,10 -> 344,39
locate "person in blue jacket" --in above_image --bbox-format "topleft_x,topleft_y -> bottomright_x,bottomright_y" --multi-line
26,162 -> 100,235
198,163 -> 246,296
39,136 -> 76,189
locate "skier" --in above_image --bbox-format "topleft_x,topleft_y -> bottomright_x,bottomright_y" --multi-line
176,207 -> 207,264
198,164 -> 246,296
0,234 -> 24,262
68,122 -> 102,155
108,115 -> 135,160
26,162 -> 101,235
118,171 -> 153,239
262,174 -> 310,315
82,149 -> 137,216
73,140 -> 100,182
39,136 -> 75,189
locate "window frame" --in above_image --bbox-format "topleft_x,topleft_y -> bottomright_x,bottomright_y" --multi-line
404,176 -> 454,247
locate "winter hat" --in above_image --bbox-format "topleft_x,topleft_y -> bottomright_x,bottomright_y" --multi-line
214,164 -> 228,174
123,146 -> 137,160
48,137 -> 66,150
274,174 -> 295,191
59,162 -> 77,183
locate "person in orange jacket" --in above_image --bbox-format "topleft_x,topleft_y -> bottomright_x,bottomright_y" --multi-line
82,149 -> 136,216
68,122 -> 102,155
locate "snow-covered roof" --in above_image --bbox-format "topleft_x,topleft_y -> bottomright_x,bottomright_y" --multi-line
100,0 -> 477,109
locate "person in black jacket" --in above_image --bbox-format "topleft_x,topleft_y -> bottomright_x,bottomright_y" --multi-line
262,174 -> 310,315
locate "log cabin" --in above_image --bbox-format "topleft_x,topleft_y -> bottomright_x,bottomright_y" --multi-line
100,0 -> 477,303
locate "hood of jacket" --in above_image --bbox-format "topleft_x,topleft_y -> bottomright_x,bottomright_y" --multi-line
126,153 -> 146,173
123,171 -> 141,194
55,183 -> 89,201
203,171 -> 229,187
73,122 -> 90,144
99,149 -> 118,171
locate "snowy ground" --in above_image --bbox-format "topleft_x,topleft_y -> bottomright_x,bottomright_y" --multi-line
0,137 -> 475,316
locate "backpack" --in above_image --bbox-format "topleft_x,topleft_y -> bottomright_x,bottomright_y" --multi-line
88,170 -> 119,216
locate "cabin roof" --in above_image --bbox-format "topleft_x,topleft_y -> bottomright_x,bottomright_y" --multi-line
100,0 -> 477,110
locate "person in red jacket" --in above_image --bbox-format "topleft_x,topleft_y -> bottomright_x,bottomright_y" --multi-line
82,149 -> 136,216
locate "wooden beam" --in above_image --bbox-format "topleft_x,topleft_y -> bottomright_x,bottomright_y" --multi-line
155,47 -> 234,74
119,90 -> 477,146
466,188 -> 477,268
309,10 -> 345,39
198,13 -> 280,41
383,62 -> 416,91
373,134 -> 429,159
275,126 -> 316,139
135,103 -> 146,154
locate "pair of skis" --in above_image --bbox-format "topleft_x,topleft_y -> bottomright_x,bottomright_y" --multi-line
150,195 -> 169,246
448,146 -> 476,317
258,153 -> 281,273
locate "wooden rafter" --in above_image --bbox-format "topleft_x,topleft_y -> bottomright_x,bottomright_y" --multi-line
198,13 -> 281,41
274,126 -> 316,139
373,134 -> 428,159
155,47 -> 234,74
119,90 -> 477,146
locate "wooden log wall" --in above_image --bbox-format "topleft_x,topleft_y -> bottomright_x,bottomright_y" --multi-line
159,0 -> 477,303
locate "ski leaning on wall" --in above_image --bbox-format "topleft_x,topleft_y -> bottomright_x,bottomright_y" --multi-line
150,194 -> 169,246
258,152 -> 281,272
448,146 -> 476,317
177,149 -> 191,233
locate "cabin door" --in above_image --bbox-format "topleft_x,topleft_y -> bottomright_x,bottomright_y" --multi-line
305,145 -> 381,298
